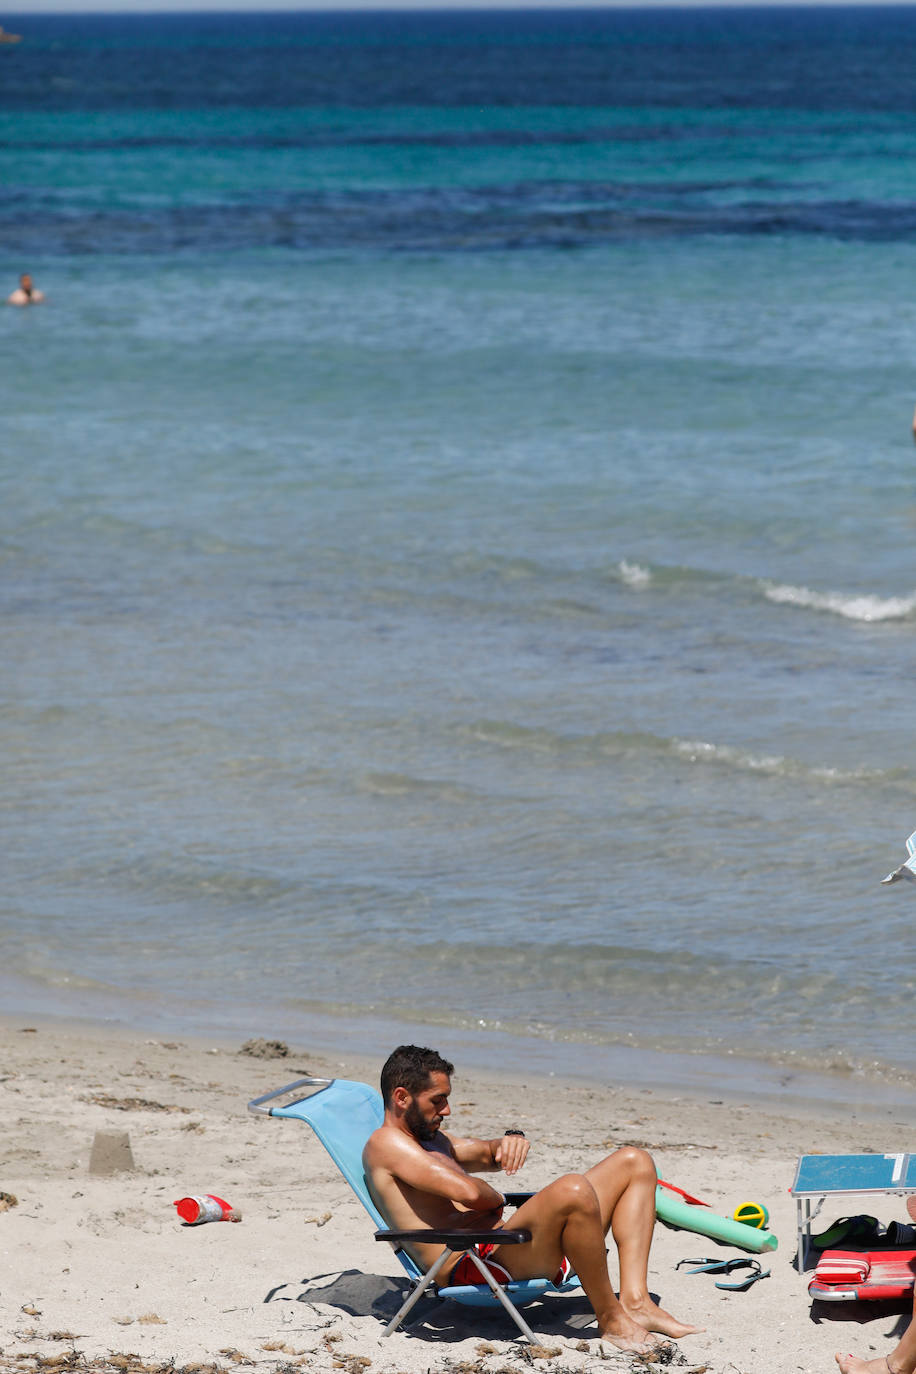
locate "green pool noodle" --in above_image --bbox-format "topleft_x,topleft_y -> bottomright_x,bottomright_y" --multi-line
655,1186 -> 778,1252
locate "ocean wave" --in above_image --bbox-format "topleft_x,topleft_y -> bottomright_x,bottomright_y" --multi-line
662,736 -> 891,784
673,738 -> 787,774
359,771 -> 481,804
617,559 -> 651,588
465,718 -> 900,788
762,580 -> 916,622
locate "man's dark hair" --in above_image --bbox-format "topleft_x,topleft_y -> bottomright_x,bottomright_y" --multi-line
380,1044 -> 454,1107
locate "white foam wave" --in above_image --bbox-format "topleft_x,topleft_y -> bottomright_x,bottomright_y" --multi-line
618,559 -> 651,588
673,738 -> 786,773
672,736 -> 890,786
763,581 -> 916,622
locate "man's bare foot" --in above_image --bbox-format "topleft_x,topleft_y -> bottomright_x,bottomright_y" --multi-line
836,1355 -> 899,1374
621,1296 -> 704,1339
596,1314 -> 663,1355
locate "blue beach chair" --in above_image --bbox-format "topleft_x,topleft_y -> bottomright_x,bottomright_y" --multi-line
248,1076 -> 580,1342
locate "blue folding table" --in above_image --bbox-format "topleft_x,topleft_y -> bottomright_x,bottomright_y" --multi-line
791,1153 -> 916,1270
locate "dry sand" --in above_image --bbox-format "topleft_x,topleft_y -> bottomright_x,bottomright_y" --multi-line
1,1016 -> 913,1374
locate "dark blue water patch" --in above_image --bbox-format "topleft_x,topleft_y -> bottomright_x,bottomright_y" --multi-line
0,116 -> 891,156
5,8 -> 916,112
4,181 -> 916,256
0,124 -> 780,154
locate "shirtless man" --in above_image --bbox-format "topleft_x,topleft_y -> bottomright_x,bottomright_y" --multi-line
363,1044 -> 702,1354
8,273 -> 44,306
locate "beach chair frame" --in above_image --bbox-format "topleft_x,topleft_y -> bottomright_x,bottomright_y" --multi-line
248,1076 -> 579,1342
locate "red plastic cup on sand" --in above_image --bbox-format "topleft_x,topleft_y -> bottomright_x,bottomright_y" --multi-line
174,1194 -> 236,1224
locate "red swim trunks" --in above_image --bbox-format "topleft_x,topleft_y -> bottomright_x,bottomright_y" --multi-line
449,1242 -> 513,1288
448,1244 -> 572,1289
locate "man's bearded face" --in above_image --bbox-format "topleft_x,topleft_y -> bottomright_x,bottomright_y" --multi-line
405,1095 -> 441,1142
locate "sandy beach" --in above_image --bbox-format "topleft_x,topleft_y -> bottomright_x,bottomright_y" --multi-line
1,1016 -> 912,1374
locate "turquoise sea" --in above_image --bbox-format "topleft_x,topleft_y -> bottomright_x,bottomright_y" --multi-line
3,7 -> 916,1111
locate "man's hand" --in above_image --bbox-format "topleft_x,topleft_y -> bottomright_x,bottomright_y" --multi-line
493,1134 -> 530,1176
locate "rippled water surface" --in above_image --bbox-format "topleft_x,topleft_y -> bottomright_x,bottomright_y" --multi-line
3,8 -> 916,1106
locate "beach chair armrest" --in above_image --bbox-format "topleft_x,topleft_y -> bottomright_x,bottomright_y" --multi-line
374,1227 -> 532,1248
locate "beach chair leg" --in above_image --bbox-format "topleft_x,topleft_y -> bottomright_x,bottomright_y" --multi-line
465,1253 -> 539,1344
382,1250 -> 452,1336
382,1249 -> 540,1345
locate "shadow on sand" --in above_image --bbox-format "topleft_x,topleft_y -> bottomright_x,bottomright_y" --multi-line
264,1270 -> 657,1345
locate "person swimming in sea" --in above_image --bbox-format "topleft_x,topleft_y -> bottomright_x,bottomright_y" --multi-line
8,273 -> 45,306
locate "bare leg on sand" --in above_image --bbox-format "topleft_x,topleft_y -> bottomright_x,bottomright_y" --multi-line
836,1278 -> 916,1374
586,1147 -> 704,1340
499,1147 -> 702,1350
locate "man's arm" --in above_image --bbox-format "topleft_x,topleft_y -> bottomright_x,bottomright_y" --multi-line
450,1132 -> 530,1177
365,1129 -> 506,1211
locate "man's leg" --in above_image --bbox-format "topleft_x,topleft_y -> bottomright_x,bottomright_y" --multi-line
489,1174 -> 659,1353
584,1146 -> 702,1338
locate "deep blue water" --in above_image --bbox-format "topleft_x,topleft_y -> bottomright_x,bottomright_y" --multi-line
8,8 -> 916,113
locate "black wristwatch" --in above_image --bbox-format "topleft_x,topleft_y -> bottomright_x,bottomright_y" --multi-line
504,1129 -> 526,1137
